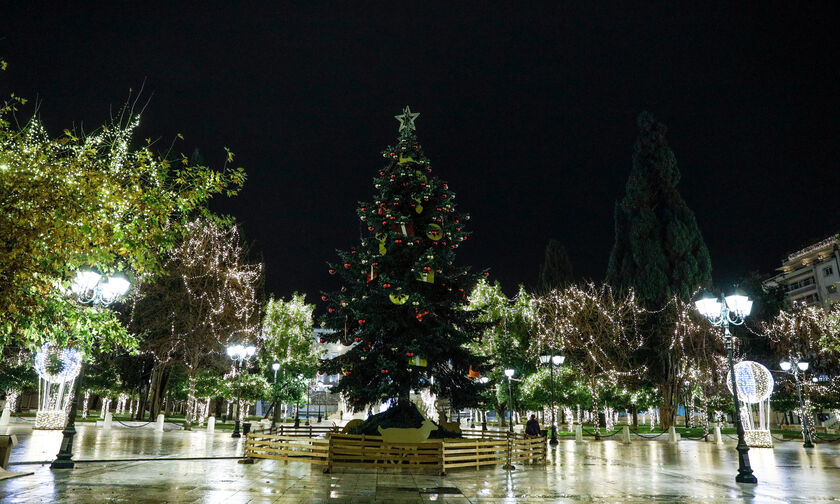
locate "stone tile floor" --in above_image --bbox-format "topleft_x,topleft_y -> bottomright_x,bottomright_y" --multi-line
2,423 -> 839,502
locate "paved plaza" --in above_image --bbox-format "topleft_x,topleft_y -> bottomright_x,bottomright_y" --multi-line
2,423 -> 839,503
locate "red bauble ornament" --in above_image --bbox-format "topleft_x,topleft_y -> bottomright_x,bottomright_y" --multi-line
424,266 -> 431,271
321,295 -> 327,301
344,263 -> 351,268
406,352 -> 414,357
361,207 -> 366,211
344,371 -> 351,375
328,308 -> 335,313
368,226 -> 374,231
393,202 -> 399,206
382,220 -> 387,225
383,283 -> 391,288
354,337 -> 361,342
435,269 -> 441,273
442,194 -> 448,198
381,369 -> 388,374
358,319 -> 366,324
395,239 -> 403,244
318,370 -> 323,375
483,272 -> 489,276
329,269 -> 336,275
319,338 -> 325,343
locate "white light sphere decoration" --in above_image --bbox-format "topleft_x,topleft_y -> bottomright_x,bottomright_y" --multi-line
34,342 -> 83,384
33,342 -> 84,430
726,361 -> 774,404
726,360 -> 775,448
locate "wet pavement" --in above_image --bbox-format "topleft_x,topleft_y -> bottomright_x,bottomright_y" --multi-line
2,423 -> 839,503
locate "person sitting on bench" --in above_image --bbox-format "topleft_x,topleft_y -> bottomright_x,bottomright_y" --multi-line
525,415 -> 541,438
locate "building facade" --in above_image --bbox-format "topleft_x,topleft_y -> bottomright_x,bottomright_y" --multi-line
764,235 -> 840,307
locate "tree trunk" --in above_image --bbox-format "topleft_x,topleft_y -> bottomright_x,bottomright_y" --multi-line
496,406 -> 506,427
147,365 -> 171,420
590,379 -> 601,440
632,404 -> 638,430
184,373 -> 196,431
659,379 -> 676,430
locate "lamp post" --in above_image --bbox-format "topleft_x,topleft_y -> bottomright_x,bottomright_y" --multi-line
780,359 -> 814,448
539,354 -> 565,445
52,270 -> 130,470
694,292 -> 757,484
505,369 -> 515,433
271,361 -> 280,430
480,377 -> 489,431
226,344 -> 256,438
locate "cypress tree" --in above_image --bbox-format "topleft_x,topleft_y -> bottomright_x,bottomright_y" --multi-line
606,111 -> 712,428
537,240 -> 574,293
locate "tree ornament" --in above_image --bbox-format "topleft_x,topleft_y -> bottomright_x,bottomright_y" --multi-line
390,292 -> 409,304
329,269 -> 336,275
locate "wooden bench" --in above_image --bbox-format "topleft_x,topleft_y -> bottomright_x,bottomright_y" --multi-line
1,435 -> 17,470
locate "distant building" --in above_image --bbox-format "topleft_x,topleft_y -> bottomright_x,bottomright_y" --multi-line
764,235 -> 840,307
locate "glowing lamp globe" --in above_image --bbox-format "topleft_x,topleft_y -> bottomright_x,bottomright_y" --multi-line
724,293 -> 753,318
272,362 -> 281,372
504,368 -> 515,378
694,295 -> 721,319
552,355 -> 565,366
726,361 -> 774,404
797,361 -> 809,371
779,361 -> 792,371
71,270 -> 101,295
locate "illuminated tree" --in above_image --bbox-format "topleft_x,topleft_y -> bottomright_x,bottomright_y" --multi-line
319,108 -> 490,419
533,283 -> 644,436
606,112 -> 712,428
658,293 -> 727,427
130,219 -> 263,428
0,90 -> 245,350
259,294 -> 320,422
467,280 -> 534,425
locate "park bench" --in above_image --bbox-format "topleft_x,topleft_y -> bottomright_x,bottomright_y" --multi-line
0,435 -> 17,471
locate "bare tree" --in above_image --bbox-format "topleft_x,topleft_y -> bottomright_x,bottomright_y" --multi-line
533,283 -> 644,437
131,219 -> 263,428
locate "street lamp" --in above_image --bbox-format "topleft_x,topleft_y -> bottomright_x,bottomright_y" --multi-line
480,377 -> 489,431
226,344 -> 256,438
52,270 -> 130,470
271,361 -> 280,430
505,368 -> 515,433
780,358 -> 813,448
694,291 -> 757,484
539,354 -> 565,445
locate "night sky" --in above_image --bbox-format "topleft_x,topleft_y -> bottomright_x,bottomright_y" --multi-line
3,4 -> 839,302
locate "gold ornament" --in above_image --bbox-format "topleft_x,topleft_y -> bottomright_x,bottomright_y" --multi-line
426,223 -> 443,241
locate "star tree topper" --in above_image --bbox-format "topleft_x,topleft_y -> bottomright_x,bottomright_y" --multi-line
395,106 -> 420,132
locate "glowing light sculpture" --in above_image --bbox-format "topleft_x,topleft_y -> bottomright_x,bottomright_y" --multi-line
33,342 -> 83,429
727,361 -> 774,448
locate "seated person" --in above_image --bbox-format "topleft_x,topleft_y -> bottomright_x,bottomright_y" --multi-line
525,415 -> 541,438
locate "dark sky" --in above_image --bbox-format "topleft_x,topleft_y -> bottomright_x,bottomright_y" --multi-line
3,3 -> 839,301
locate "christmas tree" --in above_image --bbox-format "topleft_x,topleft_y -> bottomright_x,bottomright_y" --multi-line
319,107 -> 489,418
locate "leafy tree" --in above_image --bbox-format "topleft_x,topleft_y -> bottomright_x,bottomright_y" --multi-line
0,94 -> 245,350
259,293 -> 319,422
467,280 -> 533,424
605,112 -> 712,428
537,240 -> 574,293
319,108 -> 490,417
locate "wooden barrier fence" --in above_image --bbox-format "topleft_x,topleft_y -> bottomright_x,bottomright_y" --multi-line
244,430 -> 545,474
253,424 -> 340,437
244,433 -> 330,465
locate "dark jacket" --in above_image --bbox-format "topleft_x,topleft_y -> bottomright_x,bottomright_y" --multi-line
525,418 -> 541,436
